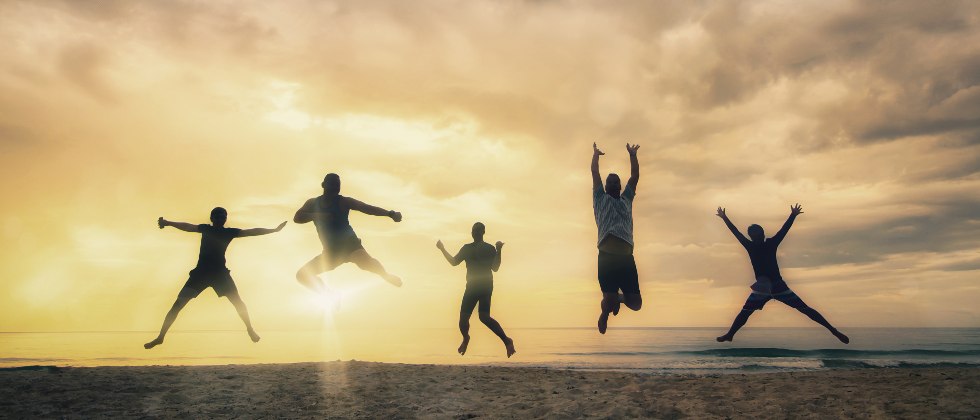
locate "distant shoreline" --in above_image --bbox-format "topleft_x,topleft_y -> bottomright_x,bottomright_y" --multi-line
1,362 -> 978,418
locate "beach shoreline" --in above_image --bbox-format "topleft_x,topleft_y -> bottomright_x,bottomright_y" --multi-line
1,361 -> 977,418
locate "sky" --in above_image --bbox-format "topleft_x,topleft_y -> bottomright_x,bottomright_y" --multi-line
1,0 -> 979,335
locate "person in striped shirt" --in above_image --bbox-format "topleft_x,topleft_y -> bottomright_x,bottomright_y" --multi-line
592,142 -> 642,334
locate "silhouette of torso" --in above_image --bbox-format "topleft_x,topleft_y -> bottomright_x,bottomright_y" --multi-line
194,225 -> 241,270
743,239 -> 789,293
312,194 -> 358,250
459,241 -> 497,283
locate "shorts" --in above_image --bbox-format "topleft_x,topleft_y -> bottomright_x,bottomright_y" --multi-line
460,280 -> 493,315
742,289 -> 807,311
305,237 -> 365,272
597,251 -> 640,295
179,267 -> 239,298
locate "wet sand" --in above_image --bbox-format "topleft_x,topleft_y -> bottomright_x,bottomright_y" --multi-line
1,362 -> 977,418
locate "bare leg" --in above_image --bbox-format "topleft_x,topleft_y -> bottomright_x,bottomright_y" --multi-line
458,311 -> 471,355
349,249 -> 402,287
145,297 -> 191,349
623,293 -> 642,311
479,312 -> 516,358
798,306 -> 849,344
598,292 -> 620,334
296,255 -> 331,294
227,293 -> 260,343
717,309 -> 754,342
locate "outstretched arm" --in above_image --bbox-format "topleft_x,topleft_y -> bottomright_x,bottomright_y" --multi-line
770,203 -> 803,245
625,143 -> 640,193
436,240 -> 462,266
346,197 -> 402,222
158,217 -> 199,233
293,199 -> 316,224
238,221 -> 287,238
491,241 -> 504,272
591,142 -> 604,191
716,207 -> 750,246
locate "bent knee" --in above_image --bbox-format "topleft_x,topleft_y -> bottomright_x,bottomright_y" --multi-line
624,294 -> 642,310
478,313 -> 493,323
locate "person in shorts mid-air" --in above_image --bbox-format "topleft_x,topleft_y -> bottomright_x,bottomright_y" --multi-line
437,222 -> 516,358
145,207 -> 286,349
715,204 -> 849,344
293,173 -> 403,295
591,142 -> 643,334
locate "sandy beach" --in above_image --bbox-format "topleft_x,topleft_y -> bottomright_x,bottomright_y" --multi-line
0,362 -> 977,418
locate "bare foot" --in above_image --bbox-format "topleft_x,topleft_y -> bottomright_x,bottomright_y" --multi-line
504,337 -> 516,358
248,329 -> 261,343
598,312 -> 609,334
716,334 -> 733,342
144,337 -> 164,349
834,330 -> 850,344
384,274 -> 403,287
458,336 -> 470,355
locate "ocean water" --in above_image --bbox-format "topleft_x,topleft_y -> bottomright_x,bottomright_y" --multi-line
1,328 -> 978,374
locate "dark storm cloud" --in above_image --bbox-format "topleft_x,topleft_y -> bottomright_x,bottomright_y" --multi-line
793,197 -> 980,268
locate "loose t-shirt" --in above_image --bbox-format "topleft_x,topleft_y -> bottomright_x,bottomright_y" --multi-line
312,195 -> 360,251
741,239 -> 790,294
457,242 -> 498,282
194,225 -> 241,270
592,185 -> 636,246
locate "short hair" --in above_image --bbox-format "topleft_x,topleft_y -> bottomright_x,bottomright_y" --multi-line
211,207 -> 228,218
747,224 -> 764,237
322,173 -> 341,193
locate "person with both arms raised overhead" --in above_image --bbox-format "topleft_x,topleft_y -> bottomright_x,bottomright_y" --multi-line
294,173 -> 403,295
437,222 -> 516,358
145,207 -> 286,349
591,142 -> 644,334
715,204 -> 849,344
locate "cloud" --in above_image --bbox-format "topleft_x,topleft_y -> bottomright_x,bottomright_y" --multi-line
0,124 -> 34,150
1,0 -> 980,329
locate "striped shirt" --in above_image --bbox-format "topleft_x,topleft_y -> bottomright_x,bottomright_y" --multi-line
593,185 -> 636,246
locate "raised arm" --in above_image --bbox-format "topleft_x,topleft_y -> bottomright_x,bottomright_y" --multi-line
293,198 -> 316,224
158,217 -> 199,233
770,203 -> 803,245
436,240 -> 463,266
625,143 -> 640,192
345,197 -> 402,222
591,142 -> 604,191
491,241 -> 504,272
238,221 -> 287,238
715,207 -> 750,246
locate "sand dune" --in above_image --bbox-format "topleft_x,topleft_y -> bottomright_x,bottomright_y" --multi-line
1,362 -> 977,418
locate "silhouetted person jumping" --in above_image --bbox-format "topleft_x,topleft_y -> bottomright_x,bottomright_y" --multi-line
145,208 -> 286,349
294,173 -> 403,294
715,204 -> 849,344
591,142 -> 643,334
437,223 -> 516,358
